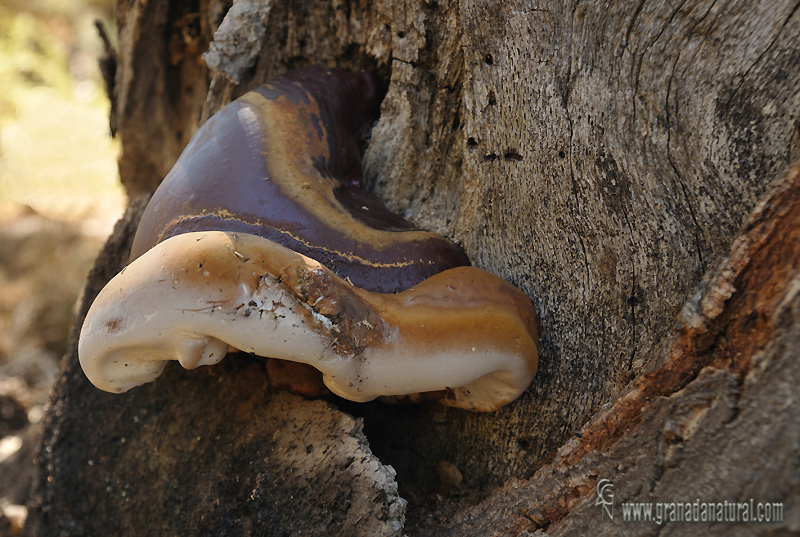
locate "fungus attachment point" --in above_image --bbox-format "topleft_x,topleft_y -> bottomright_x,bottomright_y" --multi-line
79,232 -> 539,411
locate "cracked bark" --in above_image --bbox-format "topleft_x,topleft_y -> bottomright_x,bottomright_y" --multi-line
25,0 -> 800,535
432,161 -> 800,535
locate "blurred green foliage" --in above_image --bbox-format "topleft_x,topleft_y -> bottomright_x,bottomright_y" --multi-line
0,6 -> 68,124
0,0 -> 123,224
0,0 -> 114,127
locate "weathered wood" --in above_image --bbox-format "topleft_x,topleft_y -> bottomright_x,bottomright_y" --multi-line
369,0 -> 800,491
113,0 -> 216,197
421,160 -> 800,537
26,0 -> 800,534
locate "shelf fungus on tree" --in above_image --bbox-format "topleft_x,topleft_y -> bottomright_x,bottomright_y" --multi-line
78,66 -> 540,411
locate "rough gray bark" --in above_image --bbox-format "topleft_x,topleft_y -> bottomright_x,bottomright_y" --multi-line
26,0 -> 800,535
429,161 -> 800,536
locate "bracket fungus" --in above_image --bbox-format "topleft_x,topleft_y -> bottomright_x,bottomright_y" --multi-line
79,66 -> 540,411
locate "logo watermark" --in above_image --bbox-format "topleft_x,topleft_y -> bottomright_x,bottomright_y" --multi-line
595,478 -> 784,525
595,478 -> 614,521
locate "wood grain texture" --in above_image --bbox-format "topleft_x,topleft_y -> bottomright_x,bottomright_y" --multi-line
362,0 -> 800,495
421,159 -> 800,537
114,0 -> 218,197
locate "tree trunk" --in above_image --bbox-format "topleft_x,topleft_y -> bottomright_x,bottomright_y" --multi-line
26,0 -> 800,535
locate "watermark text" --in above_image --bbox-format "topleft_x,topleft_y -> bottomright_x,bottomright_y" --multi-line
595,479 -> 784,525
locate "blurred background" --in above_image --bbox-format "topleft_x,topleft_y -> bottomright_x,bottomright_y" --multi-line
0,0 -> 124,532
